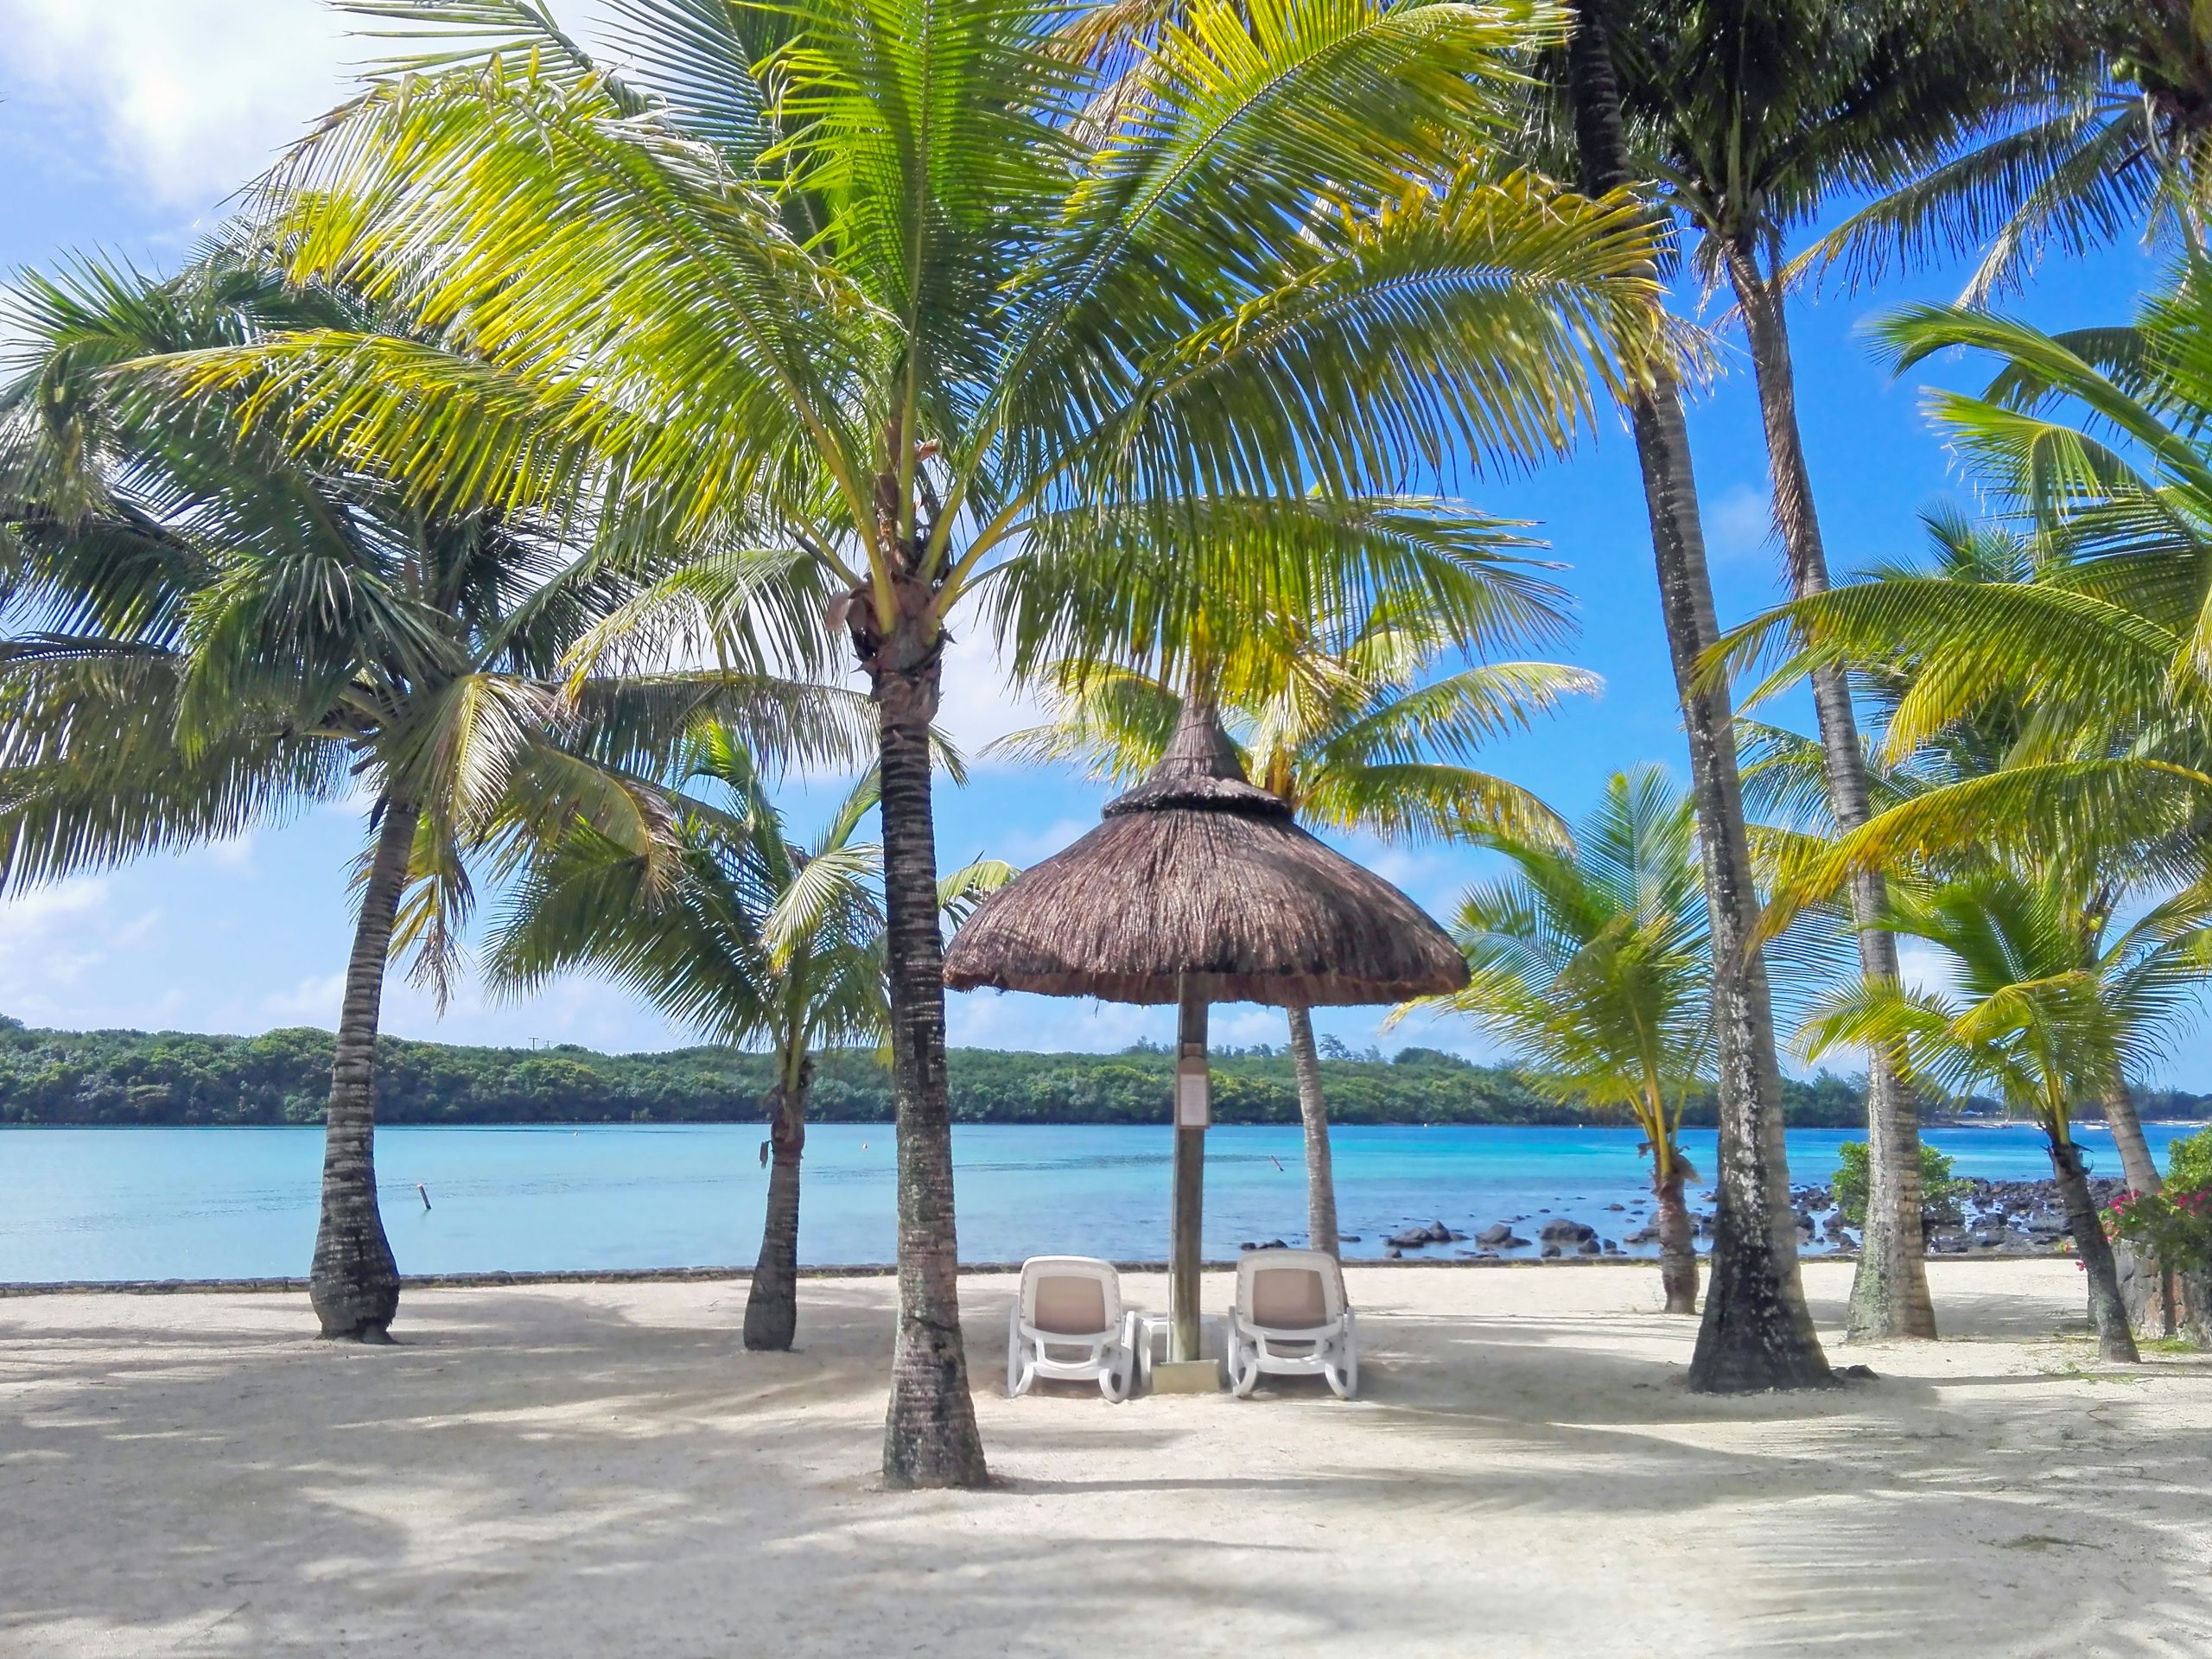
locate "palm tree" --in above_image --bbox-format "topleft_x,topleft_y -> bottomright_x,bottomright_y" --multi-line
1554,0 -> 1833,1391
1802,867 -> 2212,1363
191,0 -> 1671,1480
1403,767 -> 1711,1311
1808,3 -> 2212,302
994,600 -> 1595,1256
1712,270 -> 2212,1204
1576,0 -> 2046,1342
486,727 -> 1011,1351
0,249 -> 861,1342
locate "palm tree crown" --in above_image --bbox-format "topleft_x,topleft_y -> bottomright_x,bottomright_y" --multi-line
188,0 -> 1671,1482
1403,766 -> 1710,1307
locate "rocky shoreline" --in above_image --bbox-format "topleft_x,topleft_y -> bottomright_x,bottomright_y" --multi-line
1353,1173 -> 2125,1261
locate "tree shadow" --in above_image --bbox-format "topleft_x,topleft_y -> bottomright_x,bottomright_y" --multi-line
3,1269 -> 2209,1658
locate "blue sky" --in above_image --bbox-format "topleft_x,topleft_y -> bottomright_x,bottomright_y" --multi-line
0,3 -> 2191,1077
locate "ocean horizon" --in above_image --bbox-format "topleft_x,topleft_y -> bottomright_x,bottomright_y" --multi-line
3,1120 -> 2194,1285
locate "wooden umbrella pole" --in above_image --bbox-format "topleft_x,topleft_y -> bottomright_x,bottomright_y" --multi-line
1172,976 -> 1209,1362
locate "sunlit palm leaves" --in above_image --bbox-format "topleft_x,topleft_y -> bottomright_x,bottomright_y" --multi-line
991,588 -> 1595,848
168,0 -> 1667,681
1398,766 -> 1709,1156
1712,265 -> 2212,921
1801,868 -> 2212,1139
0,246 -> 867,990
1804,7 -> 2212,302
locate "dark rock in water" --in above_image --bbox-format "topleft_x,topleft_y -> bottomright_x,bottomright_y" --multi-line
1385,1229 -> 1431,1249
1538,1217 -> 1598,1244
1459,1250 -> 1502,1262
1623,1224 -> 1659,1246
1601,1240 -> 1621,1255
1541,1243 -> 1563,1259
1384,1245 -> 1402,1259
1605,1203 -> 1626,1211
1475,1222 -> 1518,1247
1239,1241 -> 1255,1250
1338,1234 -> 1361,1243
1259,1239 -> 1288,1250
1576,1237 -> 1602,1255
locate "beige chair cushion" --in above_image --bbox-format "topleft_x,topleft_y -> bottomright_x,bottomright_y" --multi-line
1033,1274 -> 1109,1337
1251,1265 -> 1328,1330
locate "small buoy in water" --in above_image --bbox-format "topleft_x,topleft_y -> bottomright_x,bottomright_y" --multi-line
416,1183 -> 432,1212
861,1142 -> 869,1151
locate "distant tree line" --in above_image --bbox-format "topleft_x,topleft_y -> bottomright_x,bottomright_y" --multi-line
3,1016 -> 2202,1130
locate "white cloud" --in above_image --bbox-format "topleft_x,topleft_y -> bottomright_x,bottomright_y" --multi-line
0,0 -> 352,212
0,876 -> 174,1025
190,834 -> 257,873
0,878 -> 115,989
995,816 -> 1091,866
261,969 -> 346,1024
932,619 -> 1051,766
1894,940 -> 1956,999
1350,840 -> 1467,917
1704,480 -> 1775,566
946,989 -> 1170,1052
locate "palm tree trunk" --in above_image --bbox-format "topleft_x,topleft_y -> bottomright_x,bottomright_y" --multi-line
1655,1151 -> 1699,1314
1286,1006 -> 1339,1257
2097,1087 -> 2172,1336
1566,3 -> 1831,1394
860,579 -> 987,1488
308,796 -> 416,1341
1725,242 -> 1937,1344
744,1050 -> 811,1352
2048,1135 -> 2140,1362
2100,1089 -> 2163,1195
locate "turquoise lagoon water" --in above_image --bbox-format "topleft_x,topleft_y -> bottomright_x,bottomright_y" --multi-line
1,1121 -> 2198,1284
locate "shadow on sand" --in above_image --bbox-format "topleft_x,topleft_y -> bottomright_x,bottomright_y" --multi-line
3,1267 -> 2209,1658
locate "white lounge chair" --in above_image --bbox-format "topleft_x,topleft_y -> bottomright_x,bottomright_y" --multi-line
1006,1255 -> 1142,1402
1226,1249 -> 1358,1399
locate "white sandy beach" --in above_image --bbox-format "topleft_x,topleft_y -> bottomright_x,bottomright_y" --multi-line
4,1260 -> 2209,1659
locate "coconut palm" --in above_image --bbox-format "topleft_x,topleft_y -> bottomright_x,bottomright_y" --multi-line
1566,0 -> 2049,1342
1712,267 -> 2212,1070
1403,766 -> 1711,1310
1707,259 -> 2212,1185
184,0 -> 1670,1480
0,249 -> 862,1342
1550,0 -> 1832,1390
1802,867 -> 2212,1363
1807,3 -> 2212,302
485,726 -> 1011,1351
994,600 -> 1595,1257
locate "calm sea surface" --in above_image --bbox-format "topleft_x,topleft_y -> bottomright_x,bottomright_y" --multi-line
1,1121 -> 2197,1284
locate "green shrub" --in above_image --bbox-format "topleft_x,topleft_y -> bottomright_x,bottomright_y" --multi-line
2168,1124 -> 2212,1191
1833,1141 -> 1967,1224
2105,1185 -> 2212,1275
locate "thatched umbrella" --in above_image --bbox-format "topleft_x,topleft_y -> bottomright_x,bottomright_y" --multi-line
944,698 -> 1468,1363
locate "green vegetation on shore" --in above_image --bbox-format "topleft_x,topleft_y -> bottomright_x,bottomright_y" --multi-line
4,1015 -> 2203,1130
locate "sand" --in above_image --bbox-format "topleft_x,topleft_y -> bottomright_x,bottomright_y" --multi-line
4,1259 -> 2209,1659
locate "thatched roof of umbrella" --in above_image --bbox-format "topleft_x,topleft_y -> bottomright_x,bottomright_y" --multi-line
944,700 -> 1470,1007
